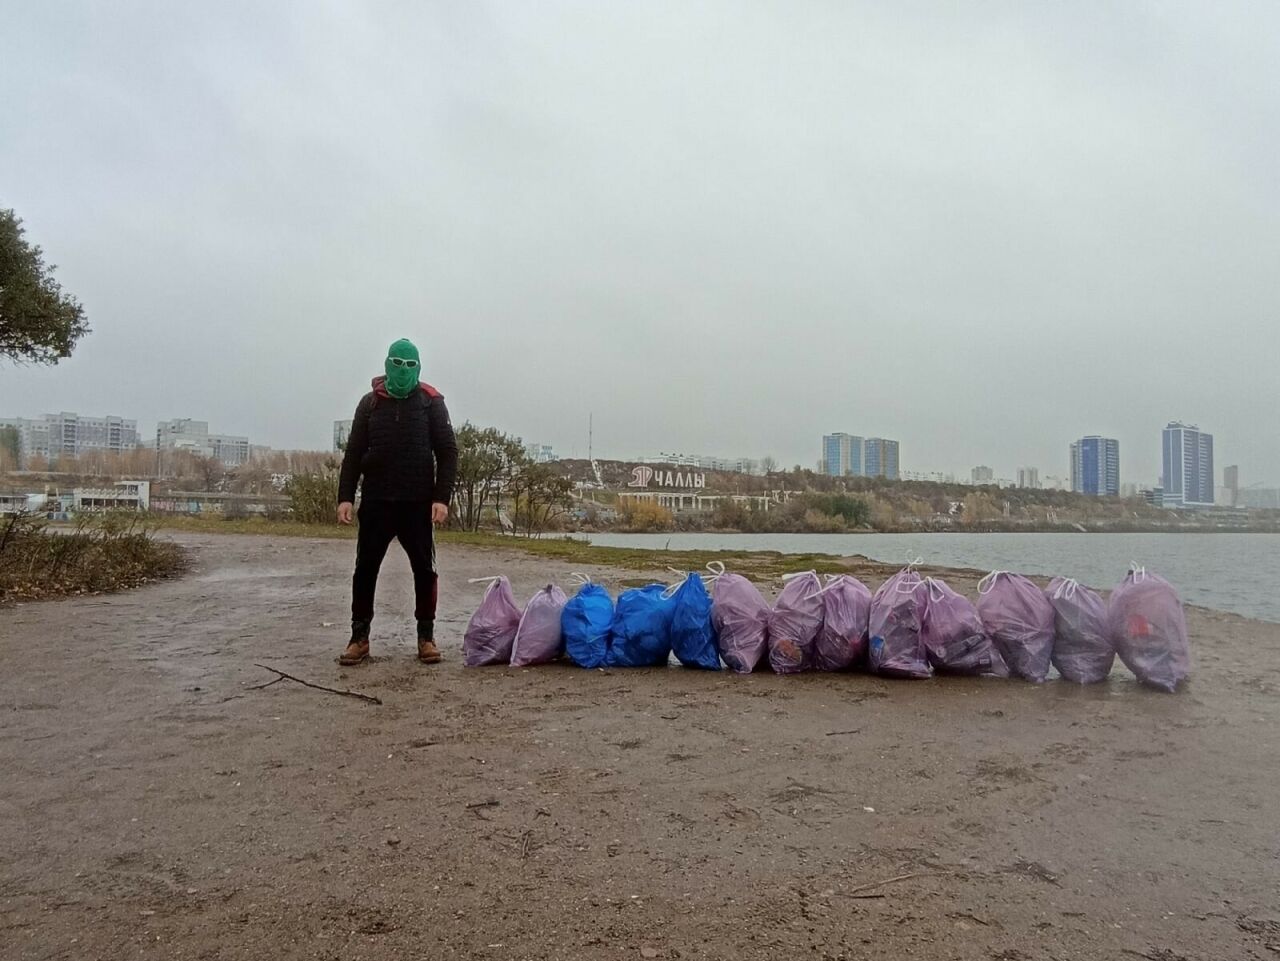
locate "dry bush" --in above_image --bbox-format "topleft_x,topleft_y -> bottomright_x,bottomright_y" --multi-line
0,512 -> 186,603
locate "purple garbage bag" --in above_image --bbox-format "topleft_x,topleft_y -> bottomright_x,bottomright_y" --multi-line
920,577 -> 1008,676
976,572 -> 1055,682
1046,577 -> 1113,684
812,574 -> 871,671
1106,567 -> 1190,693
463,576 -> 522,667
768,571 -> 824,674
710,569 -> 770,674
868,568 -> 932,679
510,584 -> 568,667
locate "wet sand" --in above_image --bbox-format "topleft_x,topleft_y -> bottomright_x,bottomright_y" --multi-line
2,533 -> 1278,960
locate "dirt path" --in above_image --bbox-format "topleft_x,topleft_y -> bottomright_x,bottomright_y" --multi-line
2,533 -> 1278,960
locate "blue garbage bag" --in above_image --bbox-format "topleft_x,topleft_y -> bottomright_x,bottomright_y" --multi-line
606,584 -> 674,668
561,581 -> 614,669
669,573 -> 721,670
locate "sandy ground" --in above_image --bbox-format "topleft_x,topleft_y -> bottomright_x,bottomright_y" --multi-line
1,532 -> 1278,961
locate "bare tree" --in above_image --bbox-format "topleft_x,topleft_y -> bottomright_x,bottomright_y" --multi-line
195,455 -> 225,492
451,424 -> 526,531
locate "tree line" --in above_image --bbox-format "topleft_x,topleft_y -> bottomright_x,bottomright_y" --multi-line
450,424 -> 573,536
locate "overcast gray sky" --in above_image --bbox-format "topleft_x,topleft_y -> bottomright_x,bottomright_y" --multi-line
2,2 -> 1277,485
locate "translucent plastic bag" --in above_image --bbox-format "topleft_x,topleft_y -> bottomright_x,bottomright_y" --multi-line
463,576 -> 522,667
510,584 -> 568,667
976,571 -> 1056,682
1046,577 -> 1113,684
561,576 -> 614,669
709,564 -> 770,674
812,574 -> 871,671
668,572 -> 721,670
768,571 -> 824,674
869,567 -> 932,679
607,584 -> 674,668
1106,566 -> 1190,693
920,577 -> 1008,676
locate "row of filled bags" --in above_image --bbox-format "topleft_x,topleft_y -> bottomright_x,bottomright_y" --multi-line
462,561 -> 1191,692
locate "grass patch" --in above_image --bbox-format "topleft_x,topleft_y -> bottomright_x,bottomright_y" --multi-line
1,512 -> 187,603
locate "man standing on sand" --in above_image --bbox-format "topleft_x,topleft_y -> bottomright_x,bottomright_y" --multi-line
336,338 -> 458,666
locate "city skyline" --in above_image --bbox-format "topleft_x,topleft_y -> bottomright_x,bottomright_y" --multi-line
1,400 -> 1253,492
1071,436 -> 1121,498
1,388 -> 1260,487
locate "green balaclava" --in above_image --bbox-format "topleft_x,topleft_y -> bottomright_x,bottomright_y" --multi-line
384,338 -> 421,399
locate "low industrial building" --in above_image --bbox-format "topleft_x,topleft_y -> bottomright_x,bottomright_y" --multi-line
69,480 -> 151,512
616,490 -> 775,513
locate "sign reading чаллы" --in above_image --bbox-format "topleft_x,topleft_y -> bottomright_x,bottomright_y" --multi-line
628,466 -> 707,489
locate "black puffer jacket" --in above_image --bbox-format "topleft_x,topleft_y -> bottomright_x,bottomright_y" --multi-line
338,377 -> 459,505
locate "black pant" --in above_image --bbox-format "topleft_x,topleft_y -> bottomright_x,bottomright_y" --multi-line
351,500 -> 438,635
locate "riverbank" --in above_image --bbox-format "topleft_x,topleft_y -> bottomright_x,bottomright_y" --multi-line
138,518 -> 1280,621
2,532 -> 1277,960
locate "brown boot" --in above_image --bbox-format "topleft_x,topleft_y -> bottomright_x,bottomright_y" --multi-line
338,639 -> 370,666
417,639 -> 442,664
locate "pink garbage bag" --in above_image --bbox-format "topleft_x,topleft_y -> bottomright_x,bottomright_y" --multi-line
812,574 -> 871,671
463,576 -> 522,667
768,571 -> 824,674
1106,567 -> 1190,693
710,569 -> 770,674
510,584 -> 569,667
976,572 -> 1055,682
1046,577 -> 1113,684
920,577 -> 1008,676
868,568 -> 932,679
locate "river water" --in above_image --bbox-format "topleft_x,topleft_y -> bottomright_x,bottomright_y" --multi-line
581,532 -> 1280,624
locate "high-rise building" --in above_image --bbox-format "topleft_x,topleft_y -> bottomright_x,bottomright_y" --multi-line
1161,422 -> 1214,508
1016,467 -> 1040,489
1224,465 -> 1239,507
822,433 -> 900,479
1070,436 -> 1120,497
0,412 -> 138,466
971,465 -> 994,485
862,438 -> 899,480
209,435 -> 250,467
821,433 -> 863,477
158,419 -> 211,453
157,418 -> 250,467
